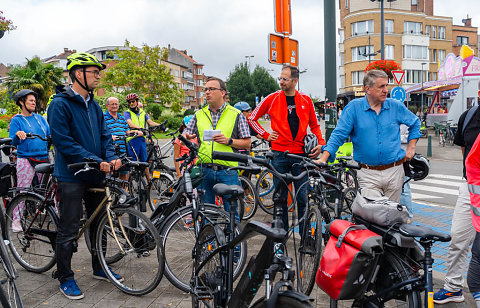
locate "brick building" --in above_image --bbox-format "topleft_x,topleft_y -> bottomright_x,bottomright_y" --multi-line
452,16 -> 478,56
338,0 -> 453,105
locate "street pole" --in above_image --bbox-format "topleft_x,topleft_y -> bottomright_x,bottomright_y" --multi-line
421,62 -> 427,114
380,0 -> 384,60
324,0 -> 336,103
245,55 -> 254,71
298,69 -> 307,91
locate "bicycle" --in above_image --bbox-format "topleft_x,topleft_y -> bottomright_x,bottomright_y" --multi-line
152,135 -> 248,293
330,215 -> 451,308
191,150 -> 314,307
4,160 -> 165,295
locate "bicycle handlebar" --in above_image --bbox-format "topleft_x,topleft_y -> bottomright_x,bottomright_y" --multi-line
26,133 -> 51,142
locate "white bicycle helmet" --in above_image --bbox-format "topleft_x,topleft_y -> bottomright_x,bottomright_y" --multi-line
303,134 -> 319,154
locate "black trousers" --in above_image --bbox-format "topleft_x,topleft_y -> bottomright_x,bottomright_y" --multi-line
468,232 -> 480,293
56,181 -> 105,283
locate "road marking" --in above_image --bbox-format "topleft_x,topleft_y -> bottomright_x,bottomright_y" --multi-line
420,179 -> 462,187
410,184 -> 459,196
412,193 -> 442,200
428,174 -> 463,181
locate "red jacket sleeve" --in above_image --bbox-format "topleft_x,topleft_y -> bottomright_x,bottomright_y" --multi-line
248,94 -> 273,140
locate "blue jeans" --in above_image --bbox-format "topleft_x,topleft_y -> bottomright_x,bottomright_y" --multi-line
127,137 -> 147,162
400,177 -> 413,218
271,151 -> 308,232
199,167 -> 239,220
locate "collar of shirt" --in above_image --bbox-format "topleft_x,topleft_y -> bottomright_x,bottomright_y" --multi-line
70,85 -> 91,108
208,102 -> 227,128
209,102 -> 227,114
362,96 -> 390,112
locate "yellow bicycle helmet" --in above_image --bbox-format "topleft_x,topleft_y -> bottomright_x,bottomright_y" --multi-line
66,52 -> 106,71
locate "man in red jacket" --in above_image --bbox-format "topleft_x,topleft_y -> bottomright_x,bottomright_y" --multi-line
248,64 -> 325,230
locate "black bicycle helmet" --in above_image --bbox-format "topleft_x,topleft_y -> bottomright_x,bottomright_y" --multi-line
13,89 -> 37,107
403,154 -> 430,181
303,134 -> 319,154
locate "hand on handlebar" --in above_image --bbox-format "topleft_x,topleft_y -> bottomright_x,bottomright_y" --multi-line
16,131 -> 27,140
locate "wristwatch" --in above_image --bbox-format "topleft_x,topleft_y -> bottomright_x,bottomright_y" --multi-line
228,138 -> 233,145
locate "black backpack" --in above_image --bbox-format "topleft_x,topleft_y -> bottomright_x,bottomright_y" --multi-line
0,163 -> 13,196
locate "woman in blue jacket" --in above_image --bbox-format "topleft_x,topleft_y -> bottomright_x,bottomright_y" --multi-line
9,89 -> 50,232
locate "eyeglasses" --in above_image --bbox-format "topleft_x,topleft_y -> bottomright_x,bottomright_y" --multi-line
128,100 -> 138,103
277,77 -> 293,82
204,87 -> 222,92
84,70 -> 101,77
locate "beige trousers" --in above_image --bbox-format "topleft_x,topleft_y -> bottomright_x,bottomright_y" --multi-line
357,164 -> 404,202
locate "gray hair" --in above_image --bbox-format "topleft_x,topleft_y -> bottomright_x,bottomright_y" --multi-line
363,70 -> 388,88
106,97 -> 118,105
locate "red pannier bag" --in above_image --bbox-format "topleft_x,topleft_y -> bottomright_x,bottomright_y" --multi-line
316,220 -> 383,300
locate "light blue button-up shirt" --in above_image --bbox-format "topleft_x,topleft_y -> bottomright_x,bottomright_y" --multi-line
324,97 -> 421,166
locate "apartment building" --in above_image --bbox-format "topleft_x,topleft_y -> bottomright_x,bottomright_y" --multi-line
338,0 -> 452,103
452,16 -> 478,56
167,46 -> 205,109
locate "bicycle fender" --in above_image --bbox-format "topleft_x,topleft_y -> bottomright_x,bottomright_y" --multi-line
266,286 -> 313,308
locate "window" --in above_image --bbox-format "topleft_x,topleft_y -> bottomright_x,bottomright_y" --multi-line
351,20 -> 374,36
432,49 -> 437,62
196,68 -> 202,75
429,72 -> 437,81
339,29 -> 344,42
340,53 -> 345,65
438,50 -> 446,62
457,36 -> 469,46
352,71 -> 365,85
352,45 -> 375,61
425,25 -> 430,37
432,26 -> 436,38
404,21 -> 422,34
175,70 -> 179,77
196,79 -> 202,86
438,26 -> 445,39
405,70 -> 423,84
345,0 -> 349,9
403,45 -> 428,60
385,20 -> 394,34
385,45 -> 394,59
412,0 -> 418,4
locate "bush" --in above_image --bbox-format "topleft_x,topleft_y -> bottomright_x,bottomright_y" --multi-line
183,109 -> 195,116
408,106 -> 417,114
97,91 -> 128,112
158,114 -> 184,131
0,119 -> 8,130
145,103 -> 164,120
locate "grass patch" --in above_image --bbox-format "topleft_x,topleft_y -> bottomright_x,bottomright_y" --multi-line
0,129 -> 8,138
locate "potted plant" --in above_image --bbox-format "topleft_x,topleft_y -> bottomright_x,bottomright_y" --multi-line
0,11 -> 17,39
364,60 -> 401,79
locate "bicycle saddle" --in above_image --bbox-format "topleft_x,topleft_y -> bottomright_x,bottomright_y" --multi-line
213,183 -> 244,198
399,223 -> 451,242
0,138 -> 12,145
35,163 -> 54,174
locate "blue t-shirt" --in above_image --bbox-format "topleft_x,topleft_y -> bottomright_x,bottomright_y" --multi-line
104,111 -> 129,154
9,113 -> 50,159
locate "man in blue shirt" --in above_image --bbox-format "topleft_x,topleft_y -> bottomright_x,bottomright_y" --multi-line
317,70 -> 421,202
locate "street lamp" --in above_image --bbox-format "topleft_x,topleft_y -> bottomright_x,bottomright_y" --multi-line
359,35 -> 381,64
245,55 -> 254,71
421,62 -> 427,114
298,68 -> 307,91
370,0 -> 397,60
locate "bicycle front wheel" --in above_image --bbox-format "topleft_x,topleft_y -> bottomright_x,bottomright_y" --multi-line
5,193 -> 57,273
298,206 -> 322,295
149,173 -> 176,211
95,207 -> 165,296
0,231 -> 23,308
160,205 -> 247,293
239,176 -> 257,220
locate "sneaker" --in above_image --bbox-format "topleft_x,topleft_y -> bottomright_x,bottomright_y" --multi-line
93,267 -> 125,283
12,220 -> 22,233
59,279 -> 84,300
433,288 -> 464,304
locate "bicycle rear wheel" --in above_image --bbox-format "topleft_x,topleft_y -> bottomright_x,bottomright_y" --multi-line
5,193 -> 57,273
239,176 -> 257,220
160,205 -> 247,293
149,173 -> 176,210
95,207 -> 165,295
331,251 -> 421,307
298,206 -> 322,295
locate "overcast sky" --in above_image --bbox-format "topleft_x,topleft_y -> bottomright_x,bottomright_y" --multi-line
0,0 -> 478,98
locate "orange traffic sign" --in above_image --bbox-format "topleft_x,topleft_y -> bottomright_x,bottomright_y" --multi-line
392,70 -> 405,85
268,33 -> 298,66
274,0 -> 292,35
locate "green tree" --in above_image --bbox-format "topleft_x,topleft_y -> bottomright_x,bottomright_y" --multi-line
251,65 -> 279,102
226,62 -> 255,106
100,40 -> 184,113
5,57 -> 64,113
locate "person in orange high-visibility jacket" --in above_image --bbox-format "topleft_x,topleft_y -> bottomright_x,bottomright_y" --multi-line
465,131 -> 480,307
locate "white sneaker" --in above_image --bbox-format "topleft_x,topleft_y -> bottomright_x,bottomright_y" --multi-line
12,220 -> 22,233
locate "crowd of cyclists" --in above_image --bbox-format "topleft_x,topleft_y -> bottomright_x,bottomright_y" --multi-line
0,50 -> 473,308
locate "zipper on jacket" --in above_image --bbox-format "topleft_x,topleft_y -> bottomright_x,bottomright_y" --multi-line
86,102 -> 98,153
